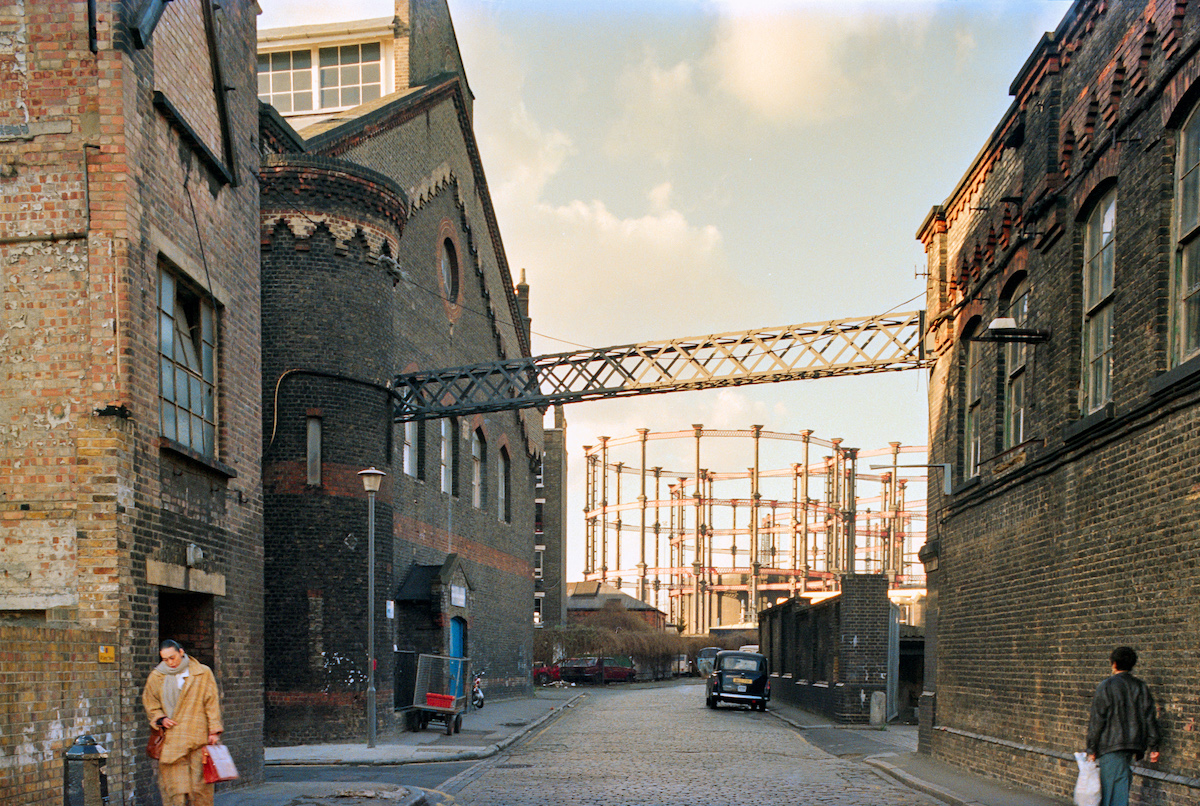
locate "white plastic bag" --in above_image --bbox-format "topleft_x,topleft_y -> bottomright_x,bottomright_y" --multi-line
1074,751 -> 1101,806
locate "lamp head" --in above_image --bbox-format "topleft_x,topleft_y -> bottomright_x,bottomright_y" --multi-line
358,467 -> 387,493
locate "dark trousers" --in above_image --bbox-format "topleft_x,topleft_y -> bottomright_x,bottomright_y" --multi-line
1098,750 -> 1134,806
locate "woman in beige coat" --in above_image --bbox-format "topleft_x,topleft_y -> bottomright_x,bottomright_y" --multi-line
142,639 -> 224,806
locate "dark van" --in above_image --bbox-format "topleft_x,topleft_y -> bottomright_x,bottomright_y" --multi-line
705,650 -> 770,711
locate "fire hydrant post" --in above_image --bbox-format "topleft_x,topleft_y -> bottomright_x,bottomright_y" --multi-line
64,734 -> 109,806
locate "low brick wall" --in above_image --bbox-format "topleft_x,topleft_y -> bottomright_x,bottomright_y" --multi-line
760,575 -> 890,724
0,625 -> 120,806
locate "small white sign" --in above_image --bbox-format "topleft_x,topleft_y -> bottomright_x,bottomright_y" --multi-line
386,600 -> 394,619
451,585 -> 466,608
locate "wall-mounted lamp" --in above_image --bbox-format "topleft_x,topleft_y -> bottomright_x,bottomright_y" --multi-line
968,316 -> 1050,344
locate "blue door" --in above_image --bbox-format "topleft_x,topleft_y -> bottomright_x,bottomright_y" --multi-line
449,617 -> 466,696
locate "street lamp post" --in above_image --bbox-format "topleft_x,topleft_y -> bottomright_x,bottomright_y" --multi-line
358,467 -> 386,748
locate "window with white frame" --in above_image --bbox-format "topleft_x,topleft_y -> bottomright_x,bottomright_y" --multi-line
1083,189 -> 1116,413
1003,278 -> 1029,449
1176,107 -> 1200,360
256,50 -> 313,114
471,429 -> 487,508
257,41 -> 382,114
533,594 -> 544,625
534,548 -> 544,579
158,264 -> 216,457
963,331 -> 983,478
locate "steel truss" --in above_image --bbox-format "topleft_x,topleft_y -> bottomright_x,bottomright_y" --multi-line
393,311 -> 927,421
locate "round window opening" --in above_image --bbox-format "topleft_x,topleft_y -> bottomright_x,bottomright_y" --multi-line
441,238 -> 460,302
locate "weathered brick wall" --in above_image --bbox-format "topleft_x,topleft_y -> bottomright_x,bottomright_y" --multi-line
921,2 -> 1200,801
0,626 -> 118,806
2,1 -> 263,802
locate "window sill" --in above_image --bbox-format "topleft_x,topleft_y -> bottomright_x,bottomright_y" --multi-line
1061,402 -> 1115,443
951,476 -> 980,496
157,437 -> 238,478
1149,352 -> 1200,397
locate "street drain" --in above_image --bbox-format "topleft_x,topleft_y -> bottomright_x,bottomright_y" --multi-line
496,763 -> 533,769
501,721 -> 529,727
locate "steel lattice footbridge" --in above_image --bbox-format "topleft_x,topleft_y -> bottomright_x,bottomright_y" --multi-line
393,310 -> 928,421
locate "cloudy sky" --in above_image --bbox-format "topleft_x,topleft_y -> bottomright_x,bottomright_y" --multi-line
259,0 -> 1071,581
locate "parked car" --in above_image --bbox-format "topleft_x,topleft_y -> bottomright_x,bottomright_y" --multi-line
559,656 -> 637,684
695,646 -> 722,677
532,662 -> 560,685
738,644 -> 759,653
705,650 -> 770,711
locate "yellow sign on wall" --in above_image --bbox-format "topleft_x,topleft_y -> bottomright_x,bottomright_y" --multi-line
98,645 -> 115,663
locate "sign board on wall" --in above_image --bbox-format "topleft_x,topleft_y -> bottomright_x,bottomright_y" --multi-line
451,585 -> 466,608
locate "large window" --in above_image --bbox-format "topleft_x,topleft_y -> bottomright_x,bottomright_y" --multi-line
440,420 -> 453,494
963,333 -> 983,478
1083,189 -> 1116,412
1003,278 -> 1029,448
257,41 -> 382,114
256,50 -> 313,114
158,265 -> 216,457
1176,108 -> 1200,359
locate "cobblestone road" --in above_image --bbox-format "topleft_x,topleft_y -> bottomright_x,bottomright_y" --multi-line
439,682 -> 936,806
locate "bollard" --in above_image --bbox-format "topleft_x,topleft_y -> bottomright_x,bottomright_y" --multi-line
869,691 -> 887,728
64,734 -> 109,806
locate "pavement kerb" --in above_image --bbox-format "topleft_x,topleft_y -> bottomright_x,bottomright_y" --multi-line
263,692 -> 587,767
864,754 -> 986,806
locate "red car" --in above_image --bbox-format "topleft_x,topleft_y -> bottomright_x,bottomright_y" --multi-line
533,663 -> 560,685
558,656 -> 637,684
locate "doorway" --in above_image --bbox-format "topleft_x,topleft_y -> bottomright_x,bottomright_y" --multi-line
159,590 -> 215,669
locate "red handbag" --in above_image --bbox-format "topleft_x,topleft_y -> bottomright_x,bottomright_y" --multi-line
202,744 -> 238,783
146,728 -> 165,760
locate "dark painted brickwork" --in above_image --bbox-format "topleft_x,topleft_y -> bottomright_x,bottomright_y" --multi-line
920,2 -> 1200,801
759,575 -> 890,724
260,81 -> 539,742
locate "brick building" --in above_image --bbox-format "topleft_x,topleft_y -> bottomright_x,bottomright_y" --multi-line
0,1 -> 262,804
536,405 -> 569,628
258,0 -> 546,744
918,1 -> 1200,800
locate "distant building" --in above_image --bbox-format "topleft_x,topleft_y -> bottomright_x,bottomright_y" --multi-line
0,1 -> 263,802
919,1 -> 1200,799
567,581 -> 669,630
258,0 -> 545,742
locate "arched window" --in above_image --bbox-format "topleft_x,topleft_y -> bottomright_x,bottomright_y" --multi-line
498,448 -> 511,523
440,237 -> 459,303
1082,188 -> 1116,412
441,418 -> 459,495
963,323 -> 983,479
1001,277 -> 1029,449
1175,106 -> 1200,360
471,429 -> 487,508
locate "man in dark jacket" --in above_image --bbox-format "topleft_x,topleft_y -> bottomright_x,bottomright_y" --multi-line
1086,646 -> 1160,806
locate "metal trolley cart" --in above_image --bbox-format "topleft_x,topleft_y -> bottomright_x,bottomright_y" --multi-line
410,654 -> 469,734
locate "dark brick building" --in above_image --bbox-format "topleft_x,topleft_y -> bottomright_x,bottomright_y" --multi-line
258,0 -> 543,744
919,1 -> 1200,800
536,405 -> 569,628
0,1 -> 263,804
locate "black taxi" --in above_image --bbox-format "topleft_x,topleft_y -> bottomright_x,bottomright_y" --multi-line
705,650 -> 770,711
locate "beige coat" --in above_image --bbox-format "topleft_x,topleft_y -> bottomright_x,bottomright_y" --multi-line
142,660 -> 224,766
